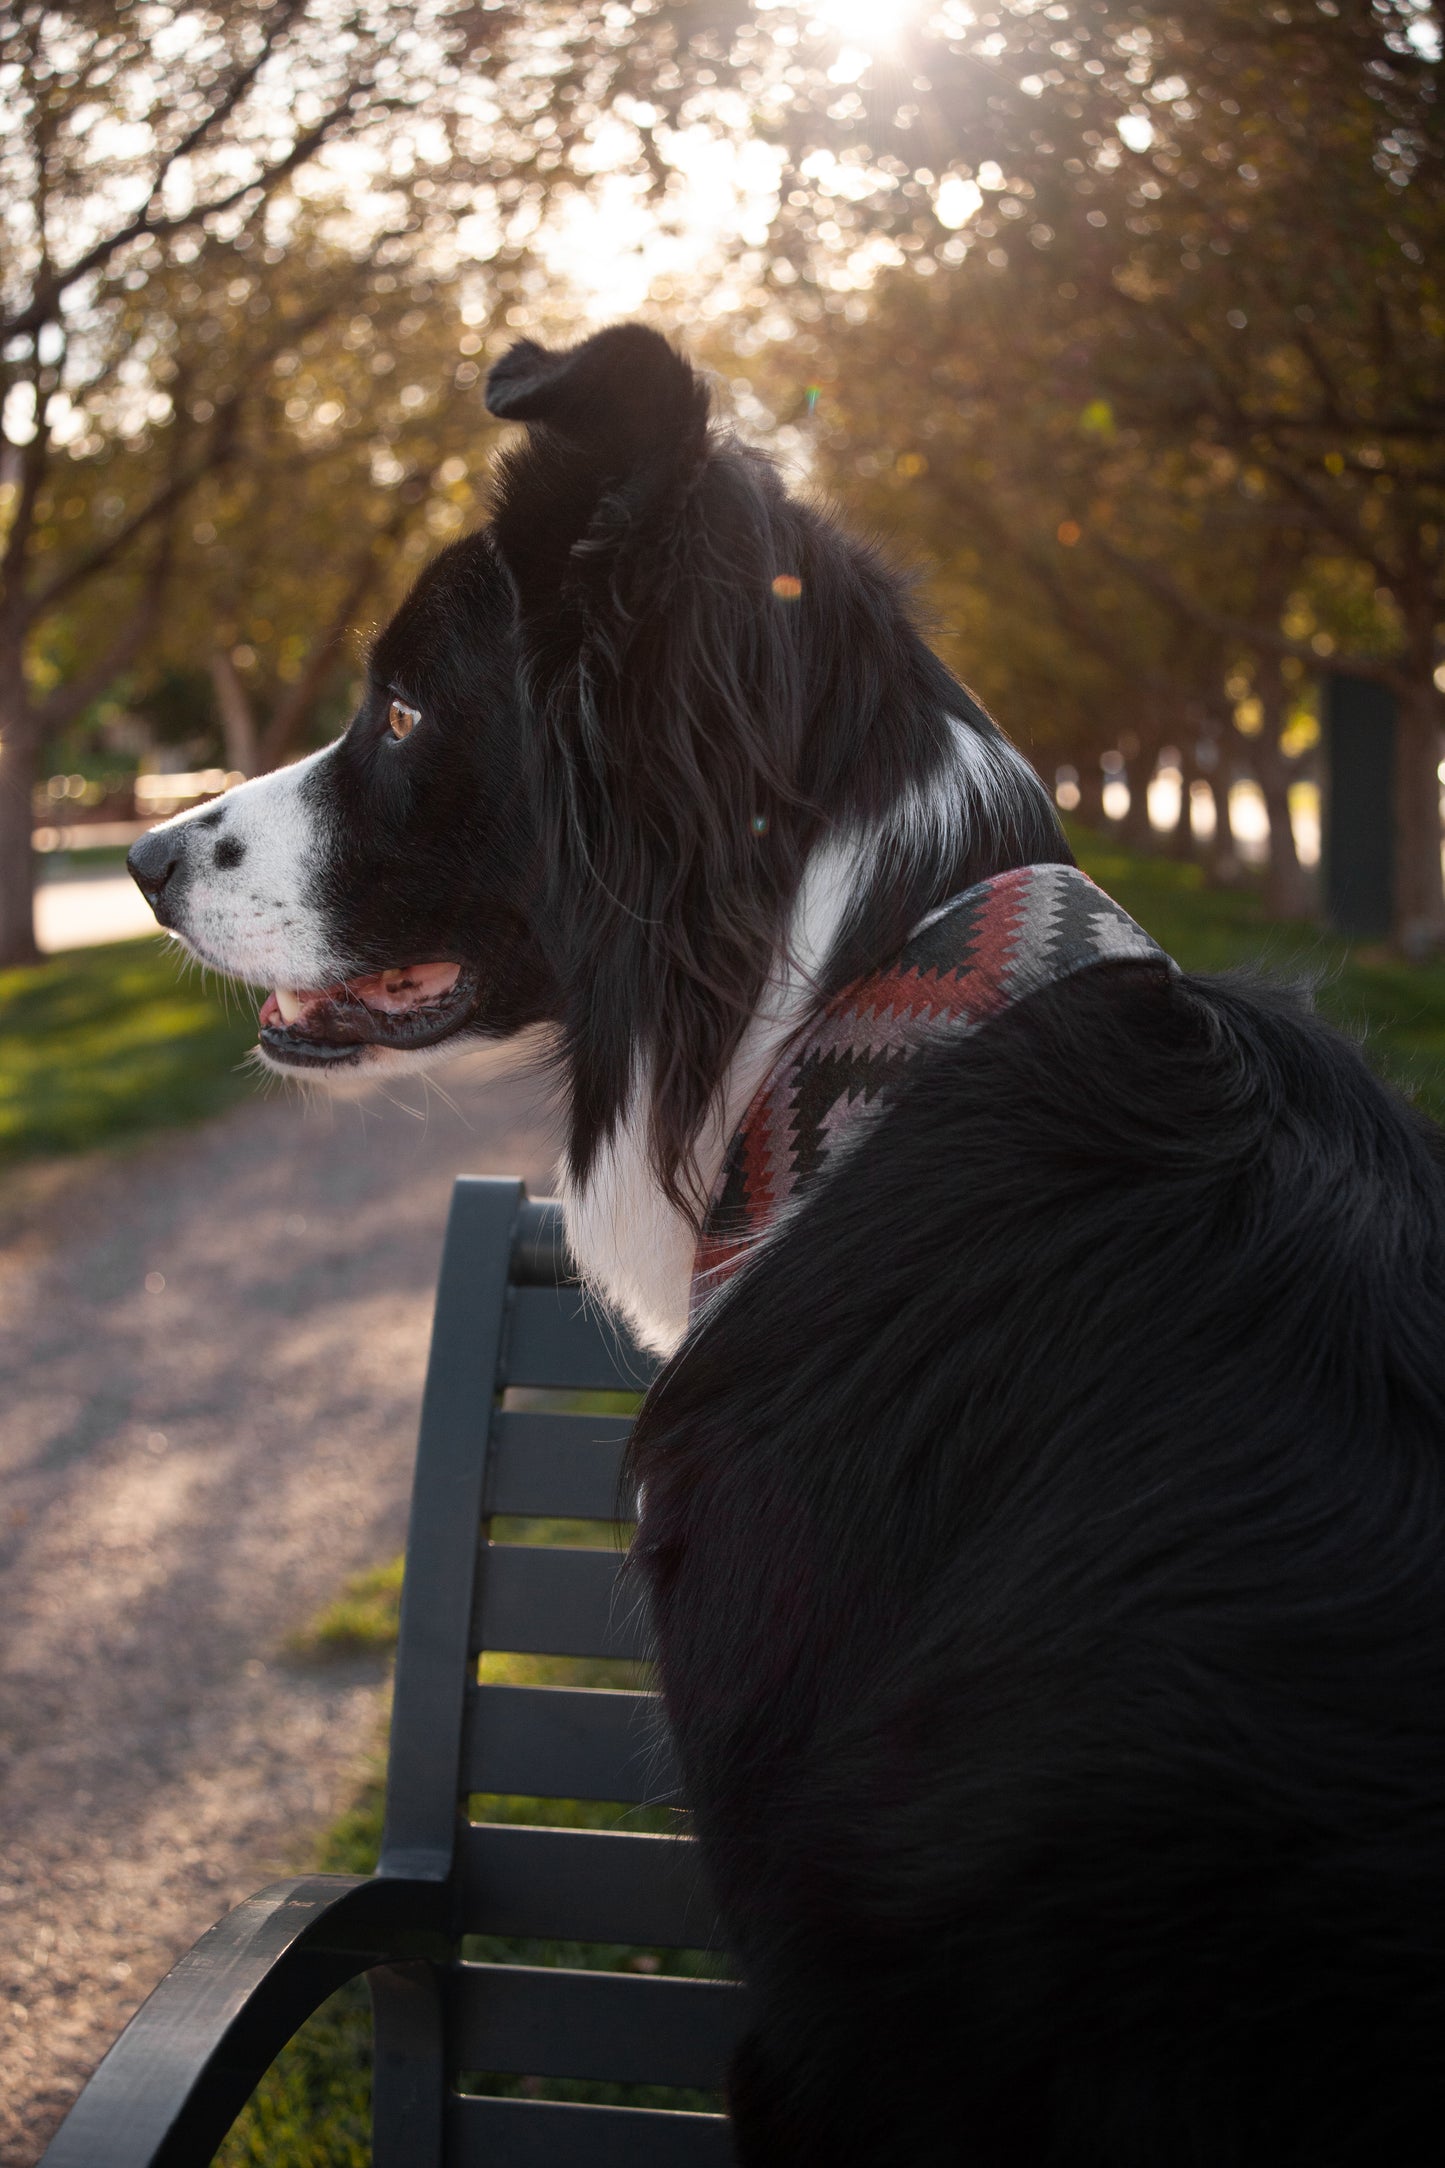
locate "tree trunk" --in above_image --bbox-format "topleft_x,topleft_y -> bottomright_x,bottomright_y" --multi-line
1122,750 -> 1156,851
1251,659 -> 1313,922
210,648 -> 259,776
1074,753 -> 1106,829
0,636 -> 41,968
255,491 -> 422,771
1206,768 -> 1240,883
1392,680 -> 1445,956
1165,747 -> 1198,862
1254,745 -> 1311,920
256,651 -> 341,772
1195,721 -> 1240,884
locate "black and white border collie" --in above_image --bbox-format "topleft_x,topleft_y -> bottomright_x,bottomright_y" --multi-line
130,324 -> 1445,2164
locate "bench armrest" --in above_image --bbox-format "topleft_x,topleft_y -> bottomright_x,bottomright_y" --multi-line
40,1870 -> 450,2168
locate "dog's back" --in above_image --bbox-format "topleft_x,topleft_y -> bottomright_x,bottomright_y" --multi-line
632,960 -> 1445,2166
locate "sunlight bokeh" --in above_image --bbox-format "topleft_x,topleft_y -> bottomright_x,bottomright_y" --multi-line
536,127 -> 785,326
806,0 -> 925,51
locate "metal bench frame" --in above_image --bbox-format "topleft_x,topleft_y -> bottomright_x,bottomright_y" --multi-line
41,1178 -> 742,2167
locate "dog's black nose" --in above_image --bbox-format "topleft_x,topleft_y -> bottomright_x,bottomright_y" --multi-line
127,829 -> 183,909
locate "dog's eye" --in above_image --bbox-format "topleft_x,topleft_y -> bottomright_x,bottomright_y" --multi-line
388,699 -> 421,740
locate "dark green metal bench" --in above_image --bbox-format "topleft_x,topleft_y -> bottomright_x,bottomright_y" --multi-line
42,1177 -> 744,2166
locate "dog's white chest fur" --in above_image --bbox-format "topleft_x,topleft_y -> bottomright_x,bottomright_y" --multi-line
559,840 -> 864,1354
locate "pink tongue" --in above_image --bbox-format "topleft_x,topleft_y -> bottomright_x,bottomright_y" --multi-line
258,962 -> 461,1030
351,961 -> 462,1014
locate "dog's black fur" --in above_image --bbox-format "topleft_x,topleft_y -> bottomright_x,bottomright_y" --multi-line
325,535 -> 559,1038
486,324 -> 1067,1211
633,966 -> 1445,2164
158,322 -> 1445,2159
475,329 -> 1445,2164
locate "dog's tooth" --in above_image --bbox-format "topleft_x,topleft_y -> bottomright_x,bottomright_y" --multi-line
274,987 -> 303,1023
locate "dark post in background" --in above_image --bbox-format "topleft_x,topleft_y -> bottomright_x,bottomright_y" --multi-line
1322,673 -> 1396,941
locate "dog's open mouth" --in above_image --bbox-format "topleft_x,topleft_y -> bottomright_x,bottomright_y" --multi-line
257,960 -> 479,1066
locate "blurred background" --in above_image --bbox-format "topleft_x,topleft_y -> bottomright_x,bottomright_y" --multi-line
2,0 -> 1443,2159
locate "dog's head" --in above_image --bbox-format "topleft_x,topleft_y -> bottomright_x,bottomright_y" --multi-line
124,324 -> 731,1082
127,520 -> 560,1074
131,324 -> 1063,1131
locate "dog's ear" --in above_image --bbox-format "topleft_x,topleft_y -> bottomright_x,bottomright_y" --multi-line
486,323 -> 708,464
483,322 -> 812,1218
484,324 -> 712,612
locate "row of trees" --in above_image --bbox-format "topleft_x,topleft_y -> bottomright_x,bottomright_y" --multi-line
764,0 -> 1443,940
3,0 -> 1440,961
0,0 -> 745,963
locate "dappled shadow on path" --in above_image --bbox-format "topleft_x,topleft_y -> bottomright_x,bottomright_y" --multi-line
0,1040 -> 557,2164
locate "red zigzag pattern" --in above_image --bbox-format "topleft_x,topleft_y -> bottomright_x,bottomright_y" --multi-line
690,862 -> 1174,1320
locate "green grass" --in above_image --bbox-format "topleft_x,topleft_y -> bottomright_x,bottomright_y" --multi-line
1072,836 -> 1445,1125
214,1775 -> 386,2168
215,1984 -> 374,2168
288,1559 -> 407,1659
4,841 -> 1442,1170
0,936 -> 258,1163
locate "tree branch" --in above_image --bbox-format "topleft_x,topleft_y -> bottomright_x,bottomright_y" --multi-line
1,337 -> 52,593
34,523 -> 177,729
162,2 -> 310,175
1110,289 -> 1412,588
2,68 -> 374,346
955,480 -> 1178,691
210,647 -> 259,774
30,398 -> 243,613
1088,534 -> 1411,695
27,271 -> 357,617
256,479 -> 428,768
1251,451 -> 1407,594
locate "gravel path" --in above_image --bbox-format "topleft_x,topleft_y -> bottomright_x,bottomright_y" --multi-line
0,1043 -> 558,2164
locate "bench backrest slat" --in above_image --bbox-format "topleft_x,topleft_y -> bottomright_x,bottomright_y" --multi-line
448,1963 -> 744,2089
472,1544 -> 647,1663
445,2096 -> 735,2167
381,1178 -> 524,1880
501,1286 -> 655,1393
376,1178 -> 739,2164
483,1413 -> 634,1521
462,1683 -> 679,1805
458,1824 -> 720,1951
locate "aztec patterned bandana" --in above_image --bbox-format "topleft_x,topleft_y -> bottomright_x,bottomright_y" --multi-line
690,862 -> 1176,1319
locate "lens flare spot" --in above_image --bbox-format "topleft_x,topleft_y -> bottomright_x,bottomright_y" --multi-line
771,573 -> 803,601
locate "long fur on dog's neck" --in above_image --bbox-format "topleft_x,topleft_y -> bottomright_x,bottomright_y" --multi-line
560,716 -> 1062,1353
485,327 -> 1066,1347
